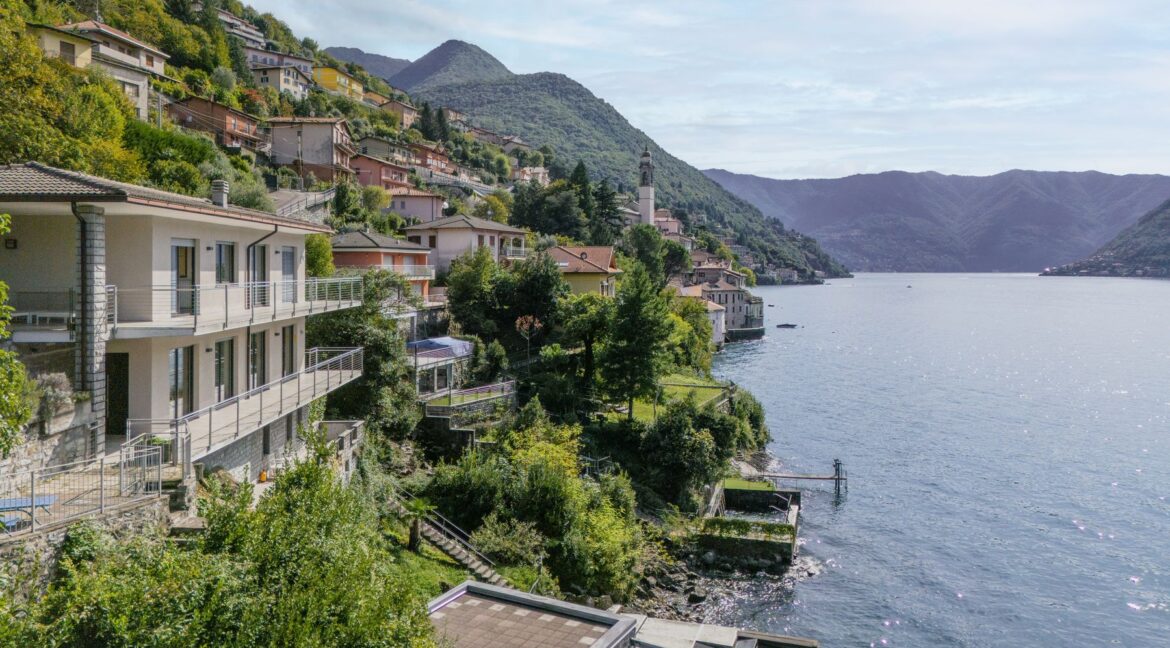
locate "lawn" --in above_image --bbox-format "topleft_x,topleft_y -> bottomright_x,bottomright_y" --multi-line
626,373 -> 727,422
722,477 -> 774,491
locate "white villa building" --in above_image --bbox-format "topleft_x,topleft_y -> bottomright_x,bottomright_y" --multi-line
0,163 -> 364,490
404,214 -> 528,272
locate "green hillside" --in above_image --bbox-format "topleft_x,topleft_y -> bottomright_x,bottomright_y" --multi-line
1043,198 -> 1170,277
389,40 -> 513,93
418,71 -> 849,277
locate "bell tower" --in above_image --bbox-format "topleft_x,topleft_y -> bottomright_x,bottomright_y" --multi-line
638,147 -> 655,226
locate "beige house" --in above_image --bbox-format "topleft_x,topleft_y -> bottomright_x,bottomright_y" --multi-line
244,45 -> 313,76
268,117 -> 356,183
404,214 -> 527,272
358,136 -> 413,165
27,23 -> 95,68
0,163 -> 364,485
389,187 -> 446,222
252,64 -> 312,101
380,99 -> 419,129
547,246 -> 621,297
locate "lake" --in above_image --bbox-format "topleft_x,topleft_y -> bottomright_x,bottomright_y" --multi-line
708,273 -> 1170,647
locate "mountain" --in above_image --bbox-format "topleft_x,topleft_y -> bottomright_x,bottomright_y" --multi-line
1043,198 -> 1170,277
389,40 -> 513,93
413,69 -> 847,277
324,47 -> 412,81
704,169 -> 1170,272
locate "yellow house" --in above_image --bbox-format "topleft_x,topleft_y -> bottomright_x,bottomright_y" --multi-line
547,246 -> 621,297
312,65 -> 364,101
27,23 -> 95,68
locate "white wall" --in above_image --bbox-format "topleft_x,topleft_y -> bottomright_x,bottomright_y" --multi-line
0,213 -> 76,293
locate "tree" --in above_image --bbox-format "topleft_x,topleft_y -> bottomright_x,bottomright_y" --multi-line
640,397 -> 722,503
472,192 -> 510,223
569,161 -> 595,225
305,234 -> 334,277
558,292 -> 612,386
445,247 -> 501,338
515,315 -> 543,364
600,264 -> 671,419
668,294 -> 713,374
621,225 -> 666,288
0,214 -> 33,456
402,497 -> 436,553
361,185 -> 390,213
589,180 -> 623,245
662,239 -> 692,280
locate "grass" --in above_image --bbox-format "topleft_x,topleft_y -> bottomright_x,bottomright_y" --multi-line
626,373 -> 727,422
722,477 -> 774,492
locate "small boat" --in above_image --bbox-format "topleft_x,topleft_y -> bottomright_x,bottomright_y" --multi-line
767,304 -> 775,308
907,285 -> 912,288
776,323 -> 797,329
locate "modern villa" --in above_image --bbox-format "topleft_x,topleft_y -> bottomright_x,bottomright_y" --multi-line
404,214 -> 528,272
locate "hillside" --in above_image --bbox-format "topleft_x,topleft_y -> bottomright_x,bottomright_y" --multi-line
324,46 -> 411,80
1043,198 -> 1170,277
704,168 -> 1170,272
416,71 -> 847,277
389,40 -> 513,92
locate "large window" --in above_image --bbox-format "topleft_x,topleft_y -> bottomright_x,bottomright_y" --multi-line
214,339 -> 235,401
168,346 -> 194,418
248,331 -> 267,389
215,242 -> 236,284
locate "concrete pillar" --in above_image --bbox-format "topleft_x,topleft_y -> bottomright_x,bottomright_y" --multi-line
74,204 -> 108,451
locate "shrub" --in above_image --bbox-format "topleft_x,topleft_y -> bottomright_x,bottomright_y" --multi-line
469,511 -> 546,565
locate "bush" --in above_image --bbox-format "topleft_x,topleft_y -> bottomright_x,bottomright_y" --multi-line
148,159 -> 207,196
469,511 -> 546,565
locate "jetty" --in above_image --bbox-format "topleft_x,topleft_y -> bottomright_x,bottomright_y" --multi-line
759,460 -> 848,495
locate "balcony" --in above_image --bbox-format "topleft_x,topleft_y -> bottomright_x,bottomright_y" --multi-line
126,347 -> 363,465
338,264 -> 435,280
407,336 -> 473,371
500,244 -> 528,259
109,277 -> 362,338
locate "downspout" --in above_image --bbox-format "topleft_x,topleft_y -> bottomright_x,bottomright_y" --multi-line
246,225 -> 280,284
71,202 -> 89,390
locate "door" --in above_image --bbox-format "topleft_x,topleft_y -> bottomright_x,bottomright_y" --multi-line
168,346 -> 194,418
249,244 -> 268,307
281,246 -> 297,303
214,339 -> 235,401
105,352 -> 129,437
248,331 -> 267,389
281,325 -> 296,377
171,239 -> 196,315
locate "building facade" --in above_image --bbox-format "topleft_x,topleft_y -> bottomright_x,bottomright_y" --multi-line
312,66 -> 364,101
351,153 -> 411,191
389,187 -> 446,222
638,148 -> 655,226
547,246 -> 621,297
167,97 -> 265,151
252,65 -> 312,101
268,117 -> 356,183
379,99 -> 419,129
404,215 -> 527,272
244,45 -> 313,75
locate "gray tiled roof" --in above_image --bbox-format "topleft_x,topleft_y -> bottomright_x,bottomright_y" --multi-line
0,162 -> 329,231
331,230 -> 429,251
404,214 -> 526,234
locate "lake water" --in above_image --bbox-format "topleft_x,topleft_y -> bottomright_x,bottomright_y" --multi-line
708,274 -> 1170,647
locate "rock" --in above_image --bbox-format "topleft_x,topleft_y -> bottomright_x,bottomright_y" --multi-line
688,588 -> 708,603
701,551 -> 717,566
644,575 -> 657,588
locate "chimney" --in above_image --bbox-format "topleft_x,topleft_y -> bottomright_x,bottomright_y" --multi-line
210,179 -> 229,207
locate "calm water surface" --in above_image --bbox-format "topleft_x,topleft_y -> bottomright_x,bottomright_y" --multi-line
709,273 -> 1170,647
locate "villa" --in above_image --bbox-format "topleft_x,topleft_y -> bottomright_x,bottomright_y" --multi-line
547,245 -> 621,297
404,215 -> 528,272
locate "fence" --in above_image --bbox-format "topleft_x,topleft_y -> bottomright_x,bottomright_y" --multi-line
336,264 -> 435,280
386,481 -> 496,569
423,381 -> 516,418
275,187 -> 337,218
0,448 -> 162,538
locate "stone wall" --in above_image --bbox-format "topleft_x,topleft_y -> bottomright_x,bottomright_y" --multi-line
723,487 -> 801,514
0,405 -> 99,492
0,497 -> 167,600
197,406 -> 307,483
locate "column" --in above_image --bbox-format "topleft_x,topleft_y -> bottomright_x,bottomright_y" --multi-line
74,204 -> 108,452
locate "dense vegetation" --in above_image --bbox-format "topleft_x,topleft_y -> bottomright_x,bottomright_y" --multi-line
388,39 -> 513,93
1044,197 -> 1170,277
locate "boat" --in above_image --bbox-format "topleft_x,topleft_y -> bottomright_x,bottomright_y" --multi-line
776,323 -> 797,329
768,304 -> 775,307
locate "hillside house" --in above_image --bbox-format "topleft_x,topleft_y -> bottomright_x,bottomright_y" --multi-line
409,141 -> 452,173
252,64 -> 312,101
351,154 -> 411,190
363,89 -> 391,106
547,246 -> 621,297
26,23 -> 95,68
379,99 -> 419,129
0,163 -> 364,487
511,166 -> 550,186
213,8 -> 265,47
167,97 -> 265,151
331,230 -> 434,301
404,215 -> 527,272
46,20 -> 169,120
244,46 -> 313,75
268,117 -> 356,183
389,187 -> 446,222
359,136 -> 414,165
312,65 -> 364,101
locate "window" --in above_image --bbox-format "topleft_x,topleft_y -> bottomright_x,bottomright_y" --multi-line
285,413 -> 294,443
146,54 -> 154,67
477,235 -> 484,247
428,235 -> 436,249
489,235 -> 495,247
59,41 -> 76,66
281,325 -> 296,377
262,425 -> 271,455
248,331 -> 267,389
215,242 -> 236,284
168,346 -> 194,418
214,339 -> 235,401
121,82 -> 139,99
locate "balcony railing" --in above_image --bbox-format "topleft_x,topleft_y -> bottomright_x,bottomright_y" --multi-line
126,347 -> 363,462
108,277 -> 361,334
500,245 -> 528,258
423,381 -> 516,418
338,264 -> 435,280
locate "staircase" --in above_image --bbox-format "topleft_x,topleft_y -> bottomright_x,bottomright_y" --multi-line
386,485 -> 508,587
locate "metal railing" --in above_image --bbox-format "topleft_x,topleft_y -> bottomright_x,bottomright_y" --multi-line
9,291 -> 75,329
499,245 -> 528,258
128,347 -> 364,460
0,448 -> 162,538
423,381 -> 516,418
275,187 -> 337,218
387,481 -> 496,568
108,277 -> 362,332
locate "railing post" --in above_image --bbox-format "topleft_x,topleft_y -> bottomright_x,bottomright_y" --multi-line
99,457 -> 106,512
29,471 -> 36,531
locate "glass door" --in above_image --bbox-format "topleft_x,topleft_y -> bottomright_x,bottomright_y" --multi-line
248,331 -> 267,390
281,246 -> 297,303
248,244 -> 268,307
168,346 -> 194,418
171,239 -> 196,315
214,339 -> 235,401
281,325 -> 296,377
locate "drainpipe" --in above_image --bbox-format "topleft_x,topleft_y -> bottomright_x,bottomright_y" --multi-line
71,202 -> 89,390
246,225 -> 280,284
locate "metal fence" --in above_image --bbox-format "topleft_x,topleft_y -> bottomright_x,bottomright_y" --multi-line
0,448 -> 163,537
423,381 -> 516,418
275,187 -> 337,218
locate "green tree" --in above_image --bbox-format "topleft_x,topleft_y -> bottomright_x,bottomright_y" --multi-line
621,224 -> 666,288
640,396 -> 722,503
510,250 -> 570,331
305,233 -> 334,277
558,292 -> 612,386
402,498 -> 436,553
600,264 -> 671,419
662,239 -> 692,281
589,179 -> 623,245
0,214 -> 33,456
445,247 -> 501,338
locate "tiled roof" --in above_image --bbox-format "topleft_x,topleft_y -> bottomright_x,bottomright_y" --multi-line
705,300 -> 726,312
331,230 -> 428,251
404,214 -> 526,234
0,162 -> 329,232
701,279 -> 744,292
267,116 -> 347,124
548,246 -> 620,274
59,20 -> 168,57
389,187 -> 442,198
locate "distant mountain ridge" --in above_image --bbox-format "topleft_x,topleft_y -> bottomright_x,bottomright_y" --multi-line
704,168 -> 1170,272
1044,198 -> 1170,277
324,46 -> 412,81
389,40 -> 513,93
407,55 -> 846,277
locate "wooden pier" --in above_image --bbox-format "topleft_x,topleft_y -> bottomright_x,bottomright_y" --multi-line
760,459 -> 848,494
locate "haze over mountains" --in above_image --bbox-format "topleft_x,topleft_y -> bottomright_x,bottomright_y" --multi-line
704,169 -> 1170,272
330,40 -> 848,277
323,47 -> 411,80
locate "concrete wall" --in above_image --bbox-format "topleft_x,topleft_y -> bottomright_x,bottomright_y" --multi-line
391,195 -> 444,222
198,405 -> 308,482
407,228 -> 500,272
0,213 -> 76,294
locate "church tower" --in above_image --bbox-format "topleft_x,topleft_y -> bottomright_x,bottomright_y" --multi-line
638,147 -> 655,226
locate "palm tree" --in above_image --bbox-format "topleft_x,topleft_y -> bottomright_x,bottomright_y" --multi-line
403,497 -> 436,553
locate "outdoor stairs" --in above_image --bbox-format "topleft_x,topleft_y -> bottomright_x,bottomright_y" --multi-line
385,495 -> 508,587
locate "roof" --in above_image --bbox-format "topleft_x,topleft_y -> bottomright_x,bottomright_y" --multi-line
267,116 -> 348,125
26,23 -> 98,42
0,162 -> 329,232
331,230 -> 429,252
313,64 -> 359,80
676,285 -> 704,298
407,336 -> 473,359
705,300 -> 725,312
429,581 -> 636,648
547,246 -> 620,274
351,153 -> 409,170
173,96 -> 260,123
404,214 -> 526,234
380,98 -> 418,112
250,64 -> 312,81
701,279 -> 745,292
389,187 -> 443,199
59,20 -> 168,58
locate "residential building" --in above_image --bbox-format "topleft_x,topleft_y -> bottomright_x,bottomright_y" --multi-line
500,136 -> 533,155
268,117 -> 356,184
379,99 -> 419,129
252,64 -> 312,101
244,45 -> 313,76
409,141 -> 452,173
0,163 -> 364,485
547,246 -> 621,297
389,187 -> 446,222
465,125 -> 506,147
312,65 -> 364,101
655,211 -> 695,251
52,20 -> 169,120
363,89 -> 390,106
167,97 -> 265,151
678,285 -> 727,346
26,23 -> 95,68
331,230 -> 433,300
511,166 -> 550,186
441,107 -> 466,123
351,153 -> 411,190
213,8 -> 265,48
407,336 -> 473,395
404,214 -> 527,272
358,136 -> 413,165
691,248 -> 729,268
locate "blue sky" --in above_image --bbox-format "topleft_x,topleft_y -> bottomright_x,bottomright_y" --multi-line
249,0 -> 1170,179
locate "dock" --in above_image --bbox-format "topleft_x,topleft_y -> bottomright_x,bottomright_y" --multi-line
759,460 -> 848,495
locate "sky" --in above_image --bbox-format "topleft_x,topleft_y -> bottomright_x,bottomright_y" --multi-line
249,0 -> 1170,180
